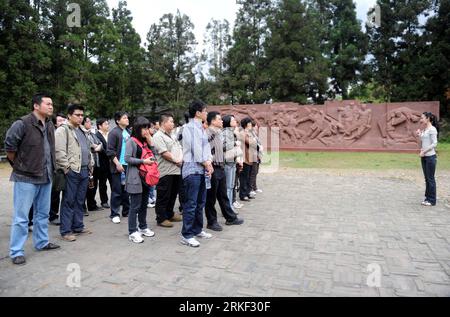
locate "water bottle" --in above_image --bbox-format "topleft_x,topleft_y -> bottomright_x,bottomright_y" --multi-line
121,172 -> 126,186
205,172 -> 211,190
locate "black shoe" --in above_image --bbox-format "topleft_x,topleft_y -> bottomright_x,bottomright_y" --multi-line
84,211 -> 89,217
122,213 -> 129,218
240,197 -> 249,202
40,243 -> 61,251
88,206 -> 103,212
207,223 -> 223,232
12,256 -> 26,265
226,218 -> 244,226
49,219 -> 60,226
248,196 -> 256,200
101,203 -> 110,209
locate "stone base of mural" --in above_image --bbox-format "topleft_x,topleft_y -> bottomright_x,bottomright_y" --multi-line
209,100 -> 440,152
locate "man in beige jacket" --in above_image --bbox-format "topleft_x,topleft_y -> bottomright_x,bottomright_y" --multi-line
55,104 -> 94,242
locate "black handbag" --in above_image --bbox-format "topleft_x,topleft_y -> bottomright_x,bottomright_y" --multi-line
52,169 -> 66,192
52,125 -> 69,191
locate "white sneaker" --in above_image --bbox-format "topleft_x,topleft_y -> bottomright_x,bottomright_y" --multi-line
256,189 -> 263,193
139,228 -> 155,237
233,201 -> 243,209
112,216 -> 121,224
422,201 -> 432,206
196,231 -> 213,239
250,191 -> 257,196
129,232 -> 144,244
147,202 -> 156,208
180,237 -> 200,247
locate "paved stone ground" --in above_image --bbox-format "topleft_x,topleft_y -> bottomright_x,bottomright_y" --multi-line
0,165 -> 449,297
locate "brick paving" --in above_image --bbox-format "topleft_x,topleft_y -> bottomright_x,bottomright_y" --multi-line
0,166 -> 449,297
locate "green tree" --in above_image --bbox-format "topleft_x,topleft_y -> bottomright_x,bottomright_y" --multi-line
265,0 -> 329,104
0,0 -> 51,142
110,0 -> 146,114
367,0 -> 433,102
224,0 -> 273,104
313,0 -> 367,99
420,0 -> 450,116
144,10 -> 197,118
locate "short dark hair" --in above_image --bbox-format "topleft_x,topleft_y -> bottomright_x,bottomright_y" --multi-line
96,118 -> 108,129
160,114 -> 173,124
207,111 -> 220,125
67,104 -> 84,116
114,111 -> 129,125
52,113 -> 66,125
241,117 -> 253,129
188,100 -> 207,119
82,116 -> 91,125
32,93 -> 51,111
131,116 -> 150,143
222,115 -> 235,128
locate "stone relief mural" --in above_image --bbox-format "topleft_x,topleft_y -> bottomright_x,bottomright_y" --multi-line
209,100 -> 439,152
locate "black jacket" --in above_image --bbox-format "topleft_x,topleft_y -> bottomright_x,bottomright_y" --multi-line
106,126 -> 130,174
5,113 -> 55,177
96,131 -> 110,173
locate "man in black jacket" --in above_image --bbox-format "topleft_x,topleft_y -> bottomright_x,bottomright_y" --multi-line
107,111 -> 131,224
96,118 -> 112,209
4,93 -> 61,265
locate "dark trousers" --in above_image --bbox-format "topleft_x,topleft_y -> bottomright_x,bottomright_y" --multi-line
110,167 -> 130,218
233,167 -> 240,203
155,174 -> 181,223
250,162 -> 260,191
60,168 -> 89,236
28,207 -> 33,226
421,155 -> 437,205
206,167 -> 237,225
128,182 -> 150,235
86,167 -> 100,210
28,189 -> 61,225
178,179 -> 186,213
49,189 -> 61,221
98,168 -> 112,205
239,163 -> 253,199
181,175 -> 206,239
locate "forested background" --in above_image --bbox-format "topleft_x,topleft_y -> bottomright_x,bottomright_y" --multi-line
1,0 -> 449,142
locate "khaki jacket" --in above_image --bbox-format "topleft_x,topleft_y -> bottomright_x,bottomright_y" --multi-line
55,123 -> 94,174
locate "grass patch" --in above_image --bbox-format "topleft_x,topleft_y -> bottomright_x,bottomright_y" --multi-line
267,143 -> 450,170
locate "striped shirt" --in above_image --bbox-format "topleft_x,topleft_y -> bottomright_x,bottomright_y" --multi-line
207,127 -> 225,167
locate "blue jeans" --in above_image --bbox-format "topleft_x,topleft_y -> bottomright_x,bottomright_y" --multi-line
60,168 -> 89,236
181,174 -> 206,239
148,186 -> 156,202
421,155 -> 437,205
224,164 -> 236,209
10,181 -> 52,258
